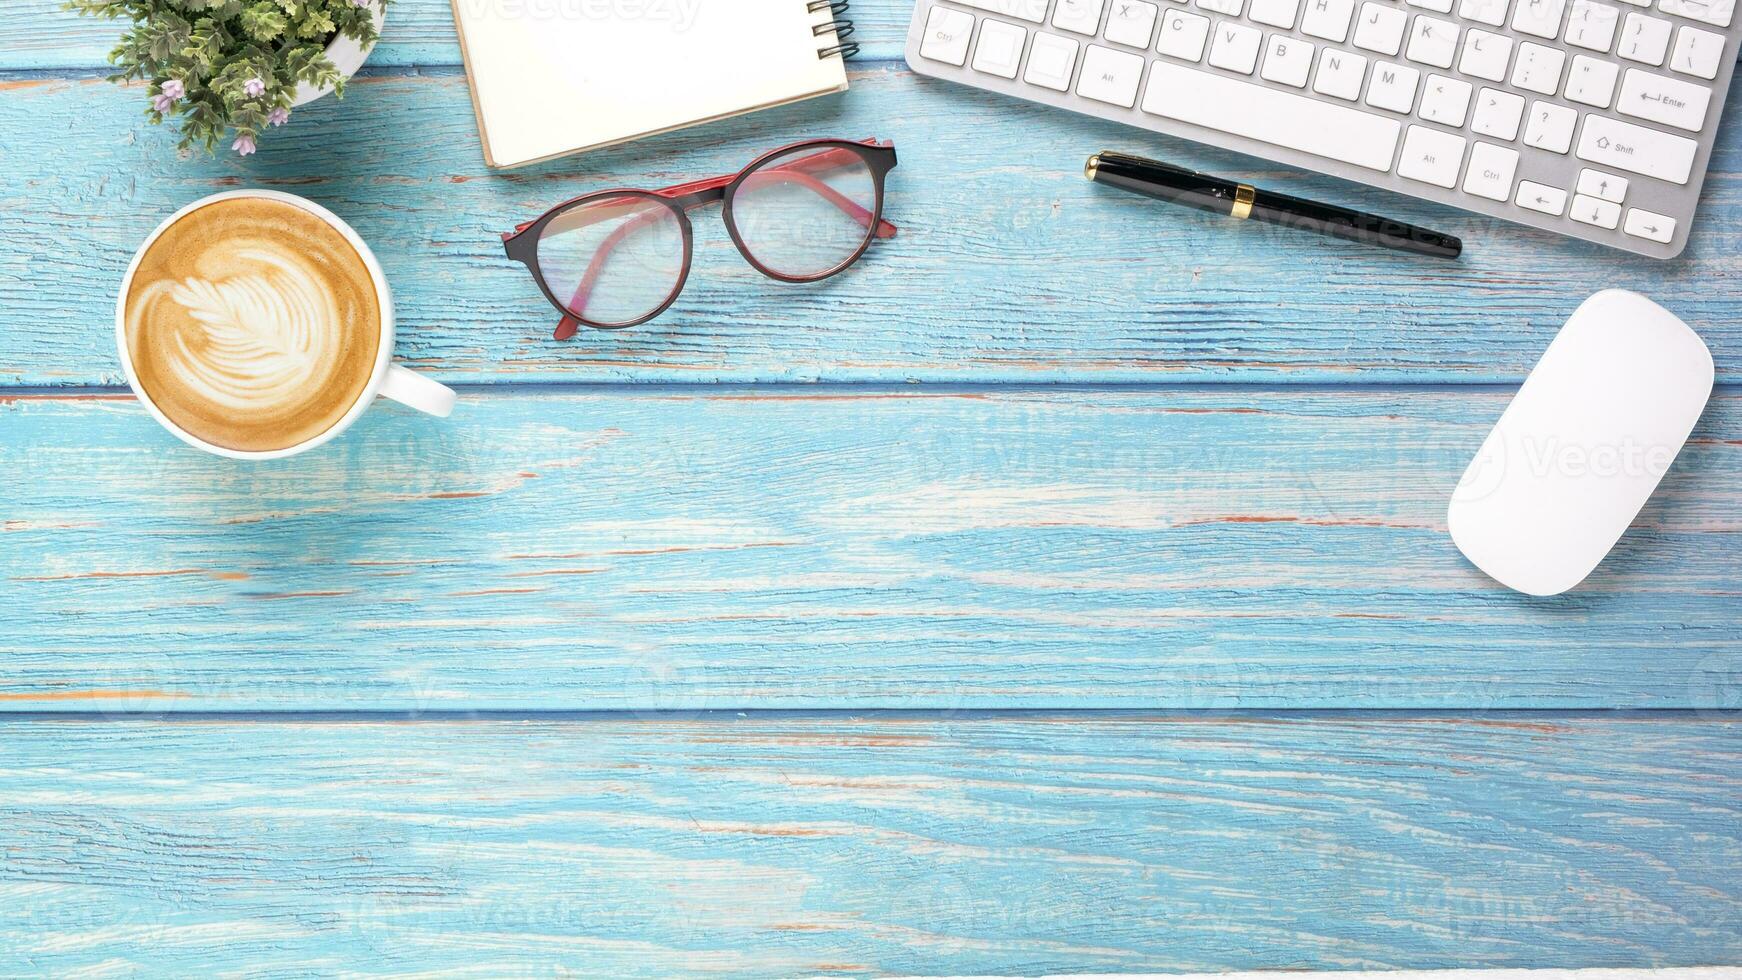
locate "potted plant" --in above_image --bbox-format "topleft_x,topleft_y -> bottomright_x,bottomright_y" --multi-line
65,0 -> 389,156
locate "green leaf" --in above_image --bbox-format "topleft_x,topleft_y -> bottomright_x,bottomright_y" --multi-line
238,6 -> 287,42
66,0 -> 394,154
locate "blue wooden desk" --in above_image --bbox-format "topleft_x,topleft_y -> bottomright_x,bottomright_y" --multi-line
2,0 -> 1739,973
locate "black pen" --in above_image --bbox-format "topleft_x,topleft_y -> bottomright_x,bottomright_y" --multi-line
1085,151 -> 1462,260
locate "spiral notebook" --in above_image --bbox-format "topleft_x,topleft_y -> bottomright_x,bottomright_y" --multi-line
451,0 -> 855,169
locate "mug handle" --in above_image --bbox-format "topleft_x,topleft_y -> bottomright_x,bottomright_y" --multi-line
379,364 -> 457,418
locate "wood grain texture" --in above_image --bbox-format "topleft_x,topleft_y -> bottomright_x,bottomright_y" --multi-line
3,6 -> 1741,385
5,387 -> 1740,712
2,715 -> 1739,976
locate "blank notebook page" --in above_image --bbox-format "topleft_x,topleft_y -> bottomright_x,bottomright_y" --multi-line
452,0 -> 850,168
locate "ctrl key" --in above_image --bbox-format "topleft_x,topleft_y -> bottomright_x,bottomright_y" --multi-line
920,6 -> 976,65
1624,208 -> 1676,244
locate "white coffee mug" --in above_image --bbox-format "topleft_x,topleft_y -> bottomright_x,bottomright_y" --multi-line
116,189 -> 456,460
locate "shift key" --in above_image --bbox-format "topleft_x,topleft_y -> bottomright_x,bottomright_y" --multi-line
1576,114 -> 1697,184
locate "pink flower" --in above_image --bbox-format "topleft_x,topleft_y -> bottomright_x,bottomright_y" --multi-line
152,78 -> 184,113
244,77 -> 266,98
232,134 -> 258,156
267,107 -> 290,127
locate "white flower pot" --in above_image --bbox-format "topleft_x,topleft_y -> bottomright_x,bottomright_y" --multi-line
292,1 -> 387,107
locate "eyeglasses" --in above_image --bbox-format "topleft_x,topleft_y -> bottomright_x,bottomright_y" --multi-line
503,137 -> 899,338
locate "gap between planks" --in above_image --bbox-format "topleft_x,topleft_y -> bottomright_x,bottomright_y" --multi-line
3,381 -> 1741,396
3,708 -> 1740,722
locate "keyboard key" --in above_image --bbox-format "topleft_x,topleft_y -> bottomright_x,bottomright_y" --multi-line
1460,0 -> 1512,25
1658,0 -> 1732,27
1513,0 -> 1570,35
1463,141 -> 1520,199
1670,25 -> 1726,76
1567,0 -> 1624,47
1408,0 -> 1456,10
1209,21 -> 1265,70
973,18 -> 1029,76
1624,207 -> 1676,241
1078,43 -> 1148,103
1472,86 -> 1526,138
1354,2 -> 1410,53
1459,29 -> 1514,79
1571,192 -> 1622,227
1312,47 -> 1369,97
1565,54 -> 1621,105
1261,33 -> 1317,84
920,6 -> 976,64
1366,60 -> 1421,111
1577,167 -> 1629,200
1025,31 -> 1082,88
1524,100 -> 1578,150
1301,0 -> 1357,40
1619,13 -> 1673,62
1141,59 -> 1403,169
1517,179 -> 1570,213
1617,67 -> 1712,130
1420,73 -> 1473,124
1158,8 -> 1212,57
1511,42 -> 1567,93
1398,125 -> 1467,186
1406,15 -> 1459,66
949,0 -> 1050,23
1105,0 -> 1161,44
1251,0 -> 1303,23
1197,0 -> 1244,12
1576,113 -> 1698,181
1055,0 -> 1109,34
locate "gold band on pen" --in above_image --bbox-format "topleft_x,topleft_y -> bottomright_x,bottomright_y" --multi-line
1231,183 -> 1256,220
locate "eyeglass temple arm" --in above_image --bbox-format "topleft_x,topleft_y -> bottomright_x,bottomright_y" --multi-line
553,154 -> 897,339
657,153 -> 899,239
502,142 -> 896,240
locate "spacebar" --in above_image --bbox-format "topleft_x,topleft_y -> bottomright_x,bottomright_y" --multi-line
1140,63 -> 1402,172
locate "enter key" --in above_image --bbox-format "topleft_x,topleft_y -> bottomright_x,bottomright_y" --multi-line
1618,68 -> 1713,132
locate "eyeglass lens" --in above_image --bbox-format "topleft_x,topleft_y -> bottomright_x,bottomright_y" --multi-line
730,146 -> 879,280
537,194 -> 686,327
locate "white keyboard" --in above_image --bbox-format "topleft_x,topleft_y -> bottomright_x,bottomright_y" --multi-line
905,0 -> 1740,256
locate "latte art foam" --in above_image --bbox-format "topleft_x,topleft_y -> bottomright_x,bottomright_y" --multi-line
123,197 -> 382,453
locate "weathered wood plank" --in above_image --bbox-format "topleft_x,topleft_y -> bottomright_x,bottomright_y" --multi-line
1,715 -> 1738,975
3,63 -> 1741,385
1,0 -> 916,70
5,387 -> 1740,711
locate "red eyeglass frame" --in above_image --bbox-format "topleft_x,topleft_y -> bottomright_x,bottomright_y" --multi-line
503,137 -> 899,339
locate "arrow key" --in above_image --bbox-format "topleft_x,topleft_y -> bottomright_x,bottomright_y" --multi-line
1572,193 -> 1623,229
1515,179 -> 1569,215
1624,207 -> 1676,243
1577,168 -> 1629,202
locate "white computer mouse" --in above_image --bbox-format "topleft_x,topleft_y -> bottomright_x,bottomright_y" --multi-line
1448,289 -> 1714,596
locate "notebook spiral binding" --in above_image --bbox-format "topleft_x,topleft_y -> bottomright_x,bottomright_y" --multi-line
809,0 -> 859,60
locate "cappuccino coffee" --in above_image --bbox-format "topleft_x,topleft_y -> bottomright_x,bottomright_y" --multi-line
122,196 -> 382,453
